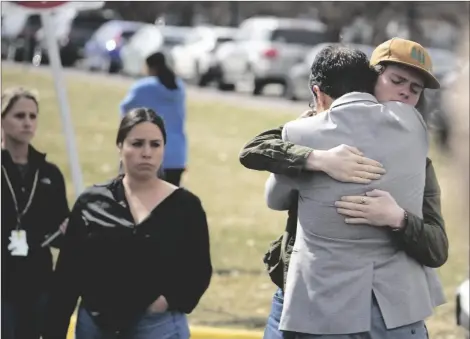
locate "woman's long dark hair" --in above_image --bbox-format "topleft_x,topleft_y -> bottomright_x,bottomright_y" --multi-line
145,52 -> 178,90
116,107 -> 167,146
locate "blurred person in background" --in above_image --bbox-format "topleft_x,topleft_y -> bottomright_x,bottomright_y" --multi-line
44,108 -> 212,339
444,30 -> 469,336
120,52 -> 187,186
1,87 -> 70,339
446,35 -> 469,213
240,39 -> 448,339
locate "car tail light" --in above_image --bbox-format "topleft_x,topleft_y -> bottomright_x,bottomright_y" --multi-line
263,48 -> 278,59
105,34 -> 122,51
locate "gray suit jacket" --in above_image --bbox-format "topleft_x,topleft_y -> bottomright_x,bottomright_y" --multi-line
265,92 -> 445,335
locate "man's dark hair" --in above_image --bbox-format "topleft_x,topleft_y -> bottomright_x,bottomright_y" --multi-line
308,45 -> 377,99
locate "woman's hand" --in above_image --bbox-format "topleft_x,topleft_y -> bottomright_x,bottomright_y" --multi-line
148,295 -> 169,313
335,189 -> 405,229
306,145 -> 386,184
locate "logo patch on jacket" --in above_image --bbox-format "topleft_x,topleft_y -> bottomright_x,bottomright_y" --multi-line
40,177 -> 51,185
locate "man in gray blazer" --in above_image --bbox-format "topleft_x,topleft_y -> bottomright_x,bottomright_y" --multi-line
265,45 -> 444,338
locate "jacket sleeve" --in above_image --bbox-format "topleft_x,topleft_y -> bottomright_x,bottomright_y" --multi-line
265,174 -> 298,211
239,125 -> 313,177
396,158 -> 449,268
48,164 -> 70,249
44,198 -> 86,339
164,196 -> 212,314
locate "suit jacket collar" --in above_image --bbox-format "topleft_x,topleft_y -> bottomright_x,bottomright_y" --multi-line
330,92 -> 378,110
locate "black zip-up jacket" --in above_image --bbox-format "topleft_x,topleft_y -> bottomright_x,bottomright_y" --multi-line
2,146 -> 70,299
44,176 -> 212,338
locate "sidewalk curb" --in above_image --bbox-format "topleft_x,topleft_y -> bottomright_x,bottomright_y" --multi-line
67,315 -> 264,338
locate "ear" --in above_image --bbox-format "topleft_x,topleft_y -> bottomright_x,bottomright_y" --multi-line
312,85 -> 320,97
313,85 -> 326,107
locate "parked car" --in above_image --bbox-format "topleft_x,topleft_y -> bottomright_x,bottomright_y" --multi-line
120,25 -> 191,77
2,13 -> 42,62
34,8 -> 121,66
83,20 -> 144,73
285,43 -> 375,101
171,25 -> 237,86
216,16 -> 329,95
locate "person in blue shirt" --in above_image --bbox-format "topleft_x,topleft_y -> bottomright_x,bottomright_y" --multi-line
120,52 -> 187,186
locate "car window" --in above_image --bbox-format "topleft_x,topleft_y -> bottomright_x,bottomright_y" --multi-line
216,37 -> 233,44
270,29 -> 329,46
72,15 -> 111,31
121,30 -> 137,40
163,31 -> 187,47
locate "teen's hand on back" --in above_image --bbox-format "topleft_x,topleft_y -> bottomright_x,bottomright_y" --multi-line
306,144 -> 386,184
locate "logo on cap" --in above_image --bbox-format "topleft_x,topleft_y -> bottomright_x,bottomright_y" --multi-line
411,47 -> 426,66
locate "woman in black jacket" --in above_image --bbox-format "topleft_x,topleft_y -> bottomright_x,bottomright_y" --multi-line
45,107 -> 212,339
1,87 -> 70,339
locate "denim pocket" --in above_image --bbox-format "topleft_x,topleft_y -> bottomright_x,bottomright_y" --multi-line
133,311 -> 189,339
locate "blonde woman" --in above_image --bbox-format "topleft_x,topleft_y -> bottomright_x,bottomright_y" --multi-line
1,87 -> 69,339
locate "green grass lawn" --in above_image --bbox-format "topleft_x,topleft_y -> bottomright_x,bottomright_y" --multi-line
2,66 -> 468,338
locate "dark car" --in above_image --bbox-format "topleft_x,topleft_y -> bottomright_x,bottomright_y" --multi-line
35,8 -> 121,66
2,14 -> 42,62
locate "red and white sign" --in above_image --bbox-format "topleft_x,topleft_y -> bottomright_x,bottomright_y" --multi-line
13,1 -> 68,9
3,1 -> 104,14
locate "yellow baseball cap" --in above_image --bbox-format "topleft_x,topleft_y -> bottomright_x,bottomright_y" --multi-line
370,37 -> 440,89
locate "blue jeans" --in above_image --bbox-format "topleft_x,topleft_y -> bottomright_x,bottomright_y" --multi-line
1,292 -> 48,339
75,305 -> 190,339
264,288 -> 294,339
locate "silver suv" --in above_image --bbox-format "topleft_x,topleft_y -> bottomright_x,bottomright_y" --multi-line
216,16 -> 328,95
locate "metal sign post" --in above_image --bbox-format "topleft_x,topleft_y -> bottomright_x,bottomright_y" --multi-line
39,9 -> 84,198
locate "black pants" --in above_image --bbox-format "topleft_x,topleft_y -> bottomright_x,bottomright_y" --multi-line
163,169 -> 185,186
2,292 -> 48,339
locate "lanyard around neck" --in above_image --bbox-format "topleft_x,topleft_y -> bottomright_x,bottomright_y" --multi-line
2,165 -> 39,230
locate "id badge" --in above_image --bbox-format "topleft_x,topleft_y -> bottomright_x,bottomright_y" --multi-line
9,230 -> 29,256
